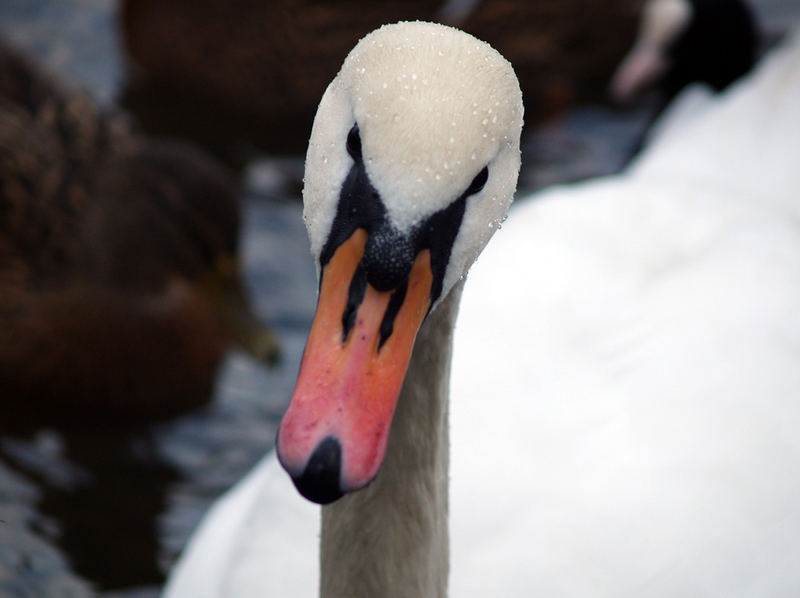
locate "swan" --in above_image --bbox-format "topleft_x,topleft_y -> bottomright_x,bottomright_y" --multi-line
164,21 -> 800,598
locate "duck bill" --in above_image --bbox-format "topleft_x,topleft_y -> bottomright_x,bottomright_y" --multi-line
277,229 -> 432,504
609,43 -> 668,103
204,256 -> 281,364
218,275 -> 281,365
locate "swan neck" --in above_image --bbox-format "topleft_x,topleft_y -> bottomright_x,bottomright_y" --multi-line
320,280 -> 464,598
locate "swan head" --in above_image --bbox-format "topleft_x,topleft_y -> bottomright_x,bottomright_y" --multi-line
277,21 -> 523,504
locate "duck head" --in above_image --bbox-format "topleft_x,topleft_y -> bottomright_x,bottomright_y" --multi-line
610,0 -> 758,103
276,21 -> 523,504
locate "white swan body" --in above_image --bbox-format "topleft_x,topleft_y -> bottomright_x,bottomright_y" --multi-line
450,32 -> 800,596
165,25 -> 800,598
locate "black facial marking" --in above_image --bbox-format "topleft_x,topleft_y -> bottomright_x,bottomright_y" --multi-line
320,122 -> 489,347
319,135 -> 384,270
291,436 -> 344,505
361,224 -> 415,292
378,282 -> 408,351
346,124 -> 362,161
342,264 -> 367,342
464,166 -> 489,197
417,191 -> 469,305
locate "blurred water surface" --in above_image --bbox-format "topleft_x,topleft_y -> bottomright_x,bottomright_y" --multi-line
0,1 -> 797,596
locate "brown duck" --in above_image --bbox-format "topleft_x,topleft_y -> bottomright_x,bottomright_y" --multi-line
0,42 -> 278,420
120,0 -> 643,151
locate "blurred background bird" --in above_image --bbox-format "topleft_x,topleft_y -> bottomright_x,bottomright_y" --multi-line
611,0 -> 758,105
120,0 -> 640,158
0,43 -> 279,421
609,0 -> 759,157
119,0 -> 765,183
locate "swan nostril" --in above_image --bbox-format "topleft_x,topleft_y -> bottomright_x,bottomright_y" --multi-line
291,436 -> 345,505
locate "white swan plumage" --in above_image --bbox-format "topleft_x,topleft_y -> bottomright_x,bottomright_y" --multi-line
164,23 -> 800,598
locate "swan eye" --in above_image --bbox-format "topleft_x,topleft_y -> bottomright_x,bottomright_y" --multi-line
346,125 -> 362,161
464,166 -> 489,197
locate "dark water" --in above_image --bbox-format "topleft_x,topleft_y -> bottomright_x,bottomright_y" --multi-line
0,1 -> 797,597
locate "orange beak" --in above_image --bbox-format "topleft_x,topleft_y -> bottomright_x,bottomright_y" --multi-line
277,229 -> 433,503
